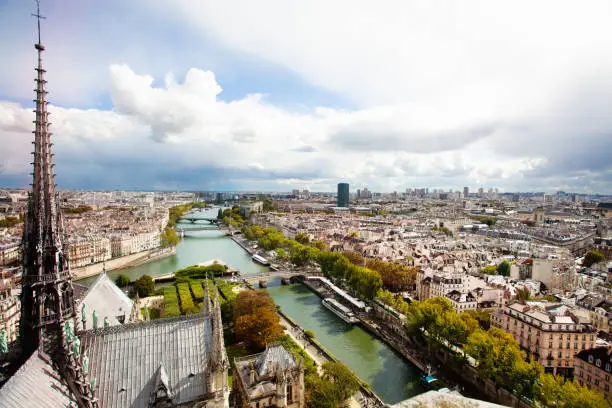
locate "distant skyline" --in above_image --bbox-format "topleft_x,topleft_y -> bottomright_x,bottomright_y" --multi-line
1,1 -> 612,193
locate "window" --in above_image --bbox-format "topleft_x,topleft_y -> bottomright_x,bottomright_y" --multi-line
589,355 -> 594,363
549,342 -> 553,348
597,359 -> 602,367
558,351 -> 563,358
588,375 -> 592,382
606,384 -> 610,392
595,379 -> 600,386
566,343 -> 570,349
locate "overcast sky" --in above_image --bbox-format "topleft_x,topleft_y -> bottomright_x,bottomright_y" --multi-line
1,0 -> 612,193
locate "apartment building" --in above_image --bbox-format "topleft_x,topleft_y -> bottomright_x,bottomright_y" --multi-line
68,235 -> 111,268
0,284 -> 20,343
491,301 -> 597,377
574,347 -> 612,398
0,242 -> 19,266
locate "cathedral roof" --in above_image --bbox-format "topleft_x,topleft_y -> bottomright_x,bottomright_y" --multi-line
0,351 -> 78,408
255,343 -> 297,377
80,314 -> 214,408
78,272 -> 134,327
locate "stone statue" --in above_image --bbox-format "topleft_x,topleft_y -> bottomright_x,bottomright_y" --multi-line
82,352 -> 89,374
0,329 -> 8,353
92,310 -> 98,330
103,316 -> 109,328
72,335 -> 81,356
90,377 -> 97,394
64,321 -> 72,340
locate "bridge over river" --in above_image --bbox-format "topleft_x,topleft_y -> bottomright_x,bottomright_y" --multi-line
178,216 -> 219,224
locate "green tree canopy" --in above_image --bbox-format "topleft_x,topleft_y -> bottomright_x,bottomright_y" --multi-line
295,233 -> 310,244
583,249 -> 605,267
497,260 -> 511,276
133,275 -> 155,297
115,274 -> 131,287
160,227 -> 179,248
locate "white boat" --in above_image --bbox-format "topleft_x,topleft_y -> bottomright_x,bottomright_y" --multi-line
322,298 -> 359,324
252,254 -> 270,266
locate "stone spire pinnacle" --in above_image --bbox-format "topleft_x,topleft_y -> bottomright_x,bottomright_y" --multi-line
201,275 -> 212,316
207,281 -> 229,393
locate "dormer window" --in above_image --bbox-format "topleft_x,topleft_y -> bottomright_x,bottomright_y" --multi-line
596,359 -> 602,367
606,364 -> 611,372
589,355 -> 594,363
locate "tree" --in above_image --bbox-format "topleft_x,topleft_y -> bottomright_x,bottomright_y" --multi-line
515,286 -> 531,301
115,274 -> 131,288
311,240 -> 326,251
160,227 -> 179,248
234,291 -> 283,352
295,233 -> 310,245
275,248 -> 289,262
343,251 -> 365,266
307,376 -> 340,408
583,249 -> 605,267
497,260 -> 511,276
133,275 -> 155,297
304,330 -> 315,339
217,208 -> 223,219
320,361 -> 360,403
481,265 -> 498,275
536,373 -> 611,408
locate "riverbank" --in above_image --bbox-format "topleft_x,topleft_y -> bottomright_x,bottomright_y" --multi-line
71,247 -> 176,281
231,235 -> 254,255
277,310 -> 384,408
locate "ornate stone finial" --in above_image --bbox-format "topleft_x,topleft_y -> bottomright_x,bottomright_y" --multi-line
0,329 -> 8,353
82,351 -> 89,374
103,316 -> 109,328
92,310 -> 98,330
81,303 -> 87,322
72,335 -> 81,356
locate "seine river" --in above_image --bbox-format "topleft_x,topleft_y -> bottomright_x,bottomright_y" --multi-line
76,208 -> 423,403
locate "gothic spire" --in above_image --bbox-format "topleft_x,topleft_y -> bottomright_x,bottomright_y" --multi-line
20,0 -> 74,361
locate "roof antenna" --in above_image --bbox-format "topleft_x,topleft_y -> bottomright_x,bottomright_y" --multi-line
32,0 -> 46,47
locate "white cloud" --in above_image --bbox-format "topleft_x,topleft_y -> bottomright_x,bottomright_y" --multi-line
2,62 -> 612,192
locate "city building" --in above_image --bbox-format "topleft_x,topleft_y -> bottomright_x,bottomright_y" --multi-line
233,343 -> 305,408
337,183 -> 349,207
574,347 -> 612,398
463,186 -> 469,198
491,302 -> 597,377
0,242 -> 19,265
0,280 -> 20,344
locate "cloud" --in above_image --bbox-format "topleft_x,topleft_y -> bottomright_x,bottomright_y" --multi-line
2,0 -> 612,192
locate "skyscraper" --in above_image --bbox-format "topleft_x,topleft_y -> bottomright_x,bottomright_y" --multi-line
337,183 -> 349,207
463,186 -> 469,198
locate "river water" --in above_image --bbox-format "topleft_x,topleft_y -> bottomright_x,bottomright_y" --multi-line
267,281 -> 424,404
75,208 -> 423,403
75,208 -> 267,286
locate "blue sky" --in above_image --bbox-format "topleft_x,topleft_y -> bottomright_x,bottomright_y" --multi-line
1,0 -> 612,193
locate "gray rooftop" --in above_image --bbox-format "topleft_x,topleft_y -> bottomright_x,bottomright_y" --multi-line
81,314 -> 213,408
0,351 -> 78,408
78,272 -> 134,328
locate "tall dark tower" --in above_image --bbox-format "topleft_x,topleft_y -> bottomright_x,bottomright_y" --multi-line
18,2 -> 96,407
20,0 -> 75,359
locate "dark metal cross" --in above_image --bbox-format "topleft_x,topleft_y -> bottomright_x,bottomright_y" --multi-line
32,0 -> 46,44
